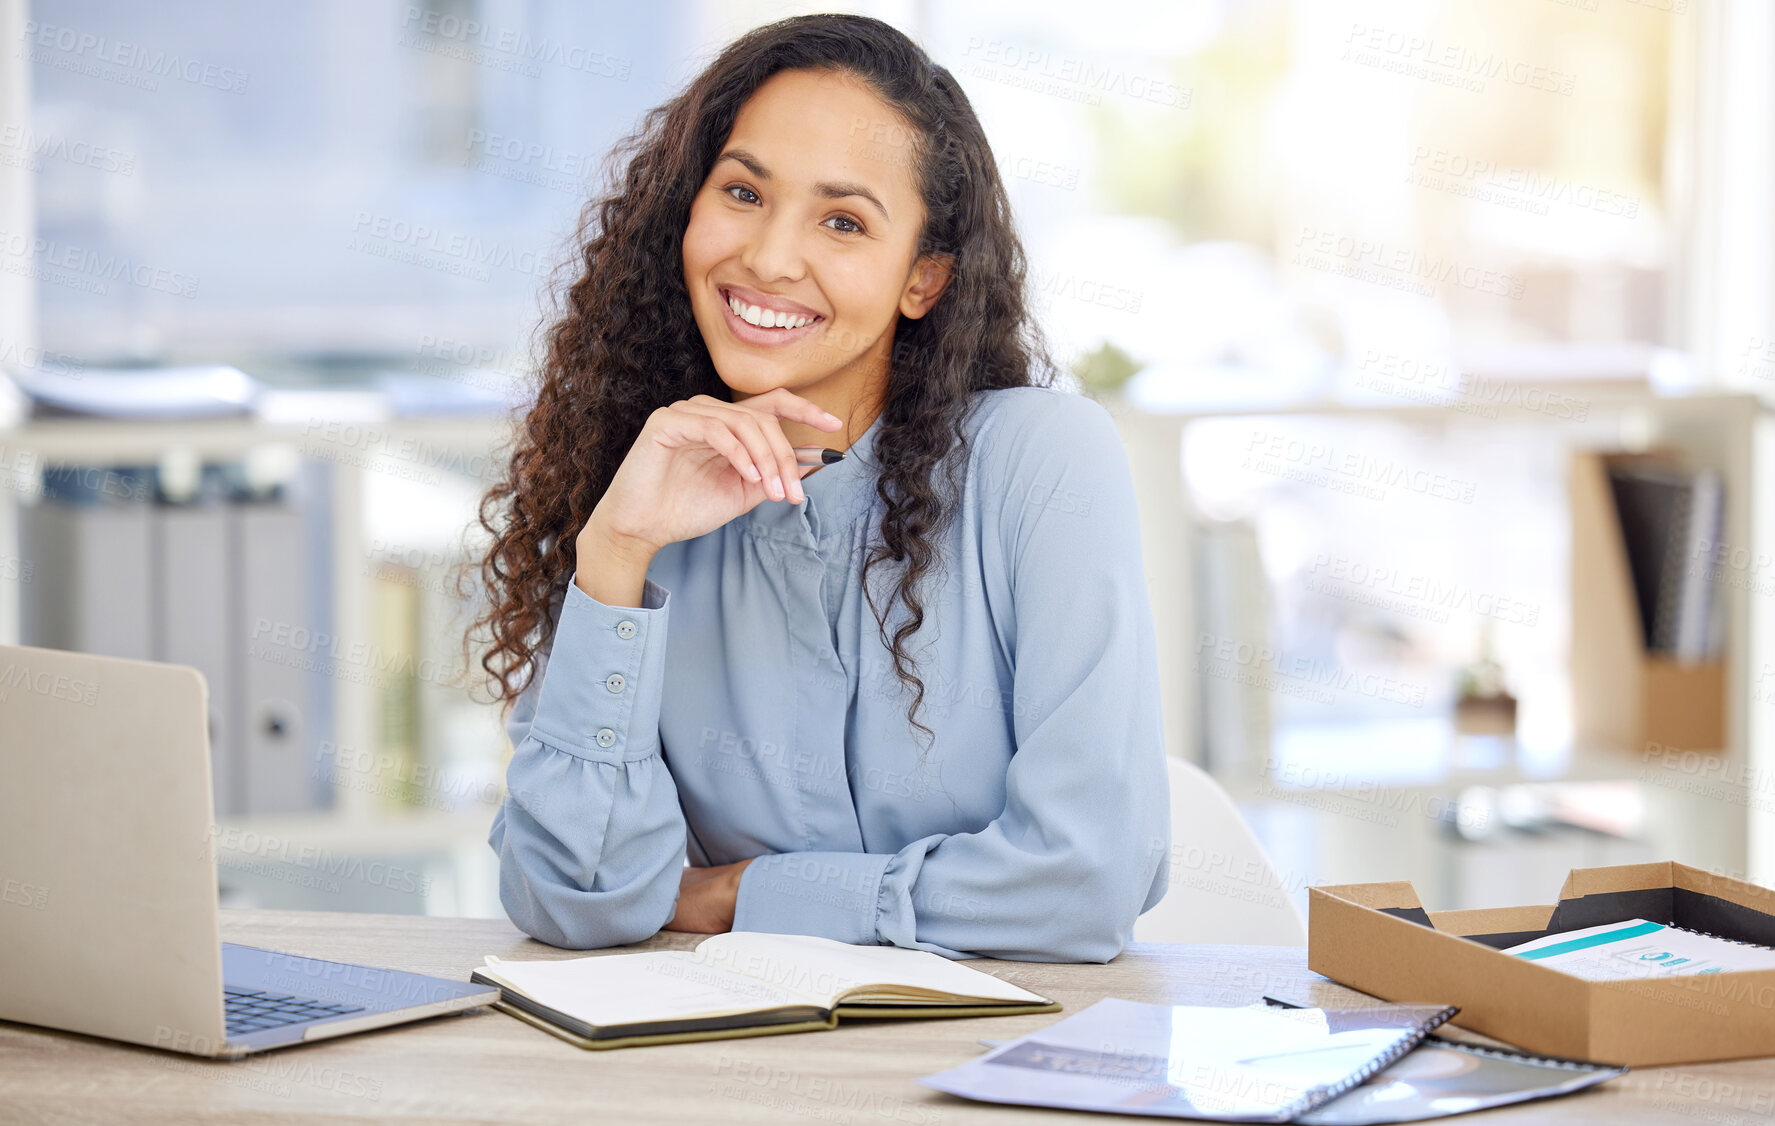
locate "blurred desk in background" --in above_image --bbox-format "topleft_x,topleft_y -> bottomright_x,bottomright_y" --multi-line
1216,715 -> 1742,918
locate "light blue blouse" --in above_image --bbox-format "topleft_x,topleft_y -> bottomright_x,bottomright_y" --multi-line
488,385 -> 1172,962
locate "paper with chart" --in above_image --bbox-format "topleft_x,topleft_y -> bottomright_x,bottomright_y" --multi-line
1502,918 -> 1775,980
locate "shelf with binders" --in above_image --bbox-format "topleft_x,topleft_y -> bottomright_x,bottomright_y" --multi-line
0,410 -> 517,913
13,454 -> 336,821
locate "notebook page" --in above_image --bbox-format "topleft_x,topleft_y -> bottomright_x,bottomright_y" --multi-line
692,932 -> 1048,1006
480,949 -> 813,1027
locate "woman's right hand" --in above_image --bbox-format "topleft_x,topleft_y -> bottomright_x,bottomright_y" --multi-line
581,388 -> 847,558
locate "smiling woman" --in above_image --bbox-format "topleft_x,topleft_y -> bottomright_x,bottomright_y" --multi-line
683,67 -> 951,427
470,13 -> 1172,962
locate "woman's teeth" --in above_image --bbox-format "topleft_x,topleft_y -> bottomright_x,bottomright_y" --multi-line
727,293 -> 817,329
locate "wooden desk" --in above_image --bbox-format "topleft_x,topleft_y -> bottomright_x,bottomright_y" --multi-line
2,910 -> 1769,1124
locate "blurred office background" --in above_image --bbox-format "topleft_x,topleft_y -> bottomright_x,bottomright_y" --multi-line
2,0 -> 1771,921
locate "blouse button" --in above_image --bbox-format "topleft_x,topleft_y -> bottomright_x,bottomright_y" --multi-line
595,728 -> 616,748
605,673 -> 626,694
616,620 -> 637,640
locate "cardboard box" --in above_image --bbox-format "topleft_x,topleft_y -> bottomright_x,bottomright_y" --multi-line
1309,862 -> 1775,1066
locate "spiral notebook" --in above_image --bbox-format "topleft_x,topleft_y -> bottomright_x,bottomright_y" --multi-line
1259,998 -> 1624,1124
917,997 -> 1457,1122
1502,917 -> 1775,980
1288,1036 -> 1625,1125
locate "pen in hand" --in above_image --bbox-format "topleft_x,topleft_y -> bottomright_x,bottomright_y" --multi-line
794,445 -> 846,467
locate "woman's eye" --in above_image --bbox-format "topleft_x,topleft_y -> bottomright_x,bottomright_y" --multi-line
823,215 -> 863,234
724,185 -> 760,205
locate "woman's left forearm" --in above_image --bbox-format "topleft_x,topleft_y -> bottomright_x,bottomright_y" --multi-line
664,857 -> 755,933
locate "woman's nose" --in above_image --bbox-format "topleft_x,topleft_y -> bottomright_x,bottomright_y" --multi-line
741,208 -> 808,283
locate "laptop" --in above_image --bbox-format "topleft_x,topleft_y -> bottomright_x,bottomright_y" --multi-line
0,643 -> 499,1058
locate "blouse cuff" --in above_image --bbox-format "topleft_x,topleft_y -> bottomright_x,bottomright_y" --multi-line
732,851 -> 893,946
529,578 -> 671,763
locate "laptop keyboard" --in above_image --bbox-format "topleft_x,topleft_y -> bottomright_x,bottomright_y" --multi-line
225,986 -> 365,1038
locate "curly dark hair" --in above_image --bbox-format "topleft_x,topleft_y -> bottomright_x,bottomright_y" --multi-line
468,13 -> 1053,749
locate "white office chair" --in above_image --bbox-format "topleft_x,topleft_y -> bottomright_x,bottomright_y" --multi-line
1133,756 -> 1308,946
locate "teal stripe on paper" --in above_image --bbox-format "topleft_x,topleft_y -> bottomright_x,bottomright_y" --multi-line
1512,920 -> 1664,961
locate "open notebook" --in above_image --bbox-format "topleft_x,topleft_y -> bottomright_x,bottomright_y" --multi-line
470,931 -> 1059,1049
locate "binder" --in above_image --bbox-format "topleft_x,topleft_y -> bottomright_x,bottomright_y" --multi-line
234,501 -> 315,815
153,503 -> 239,816
19,501 -> 153,661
